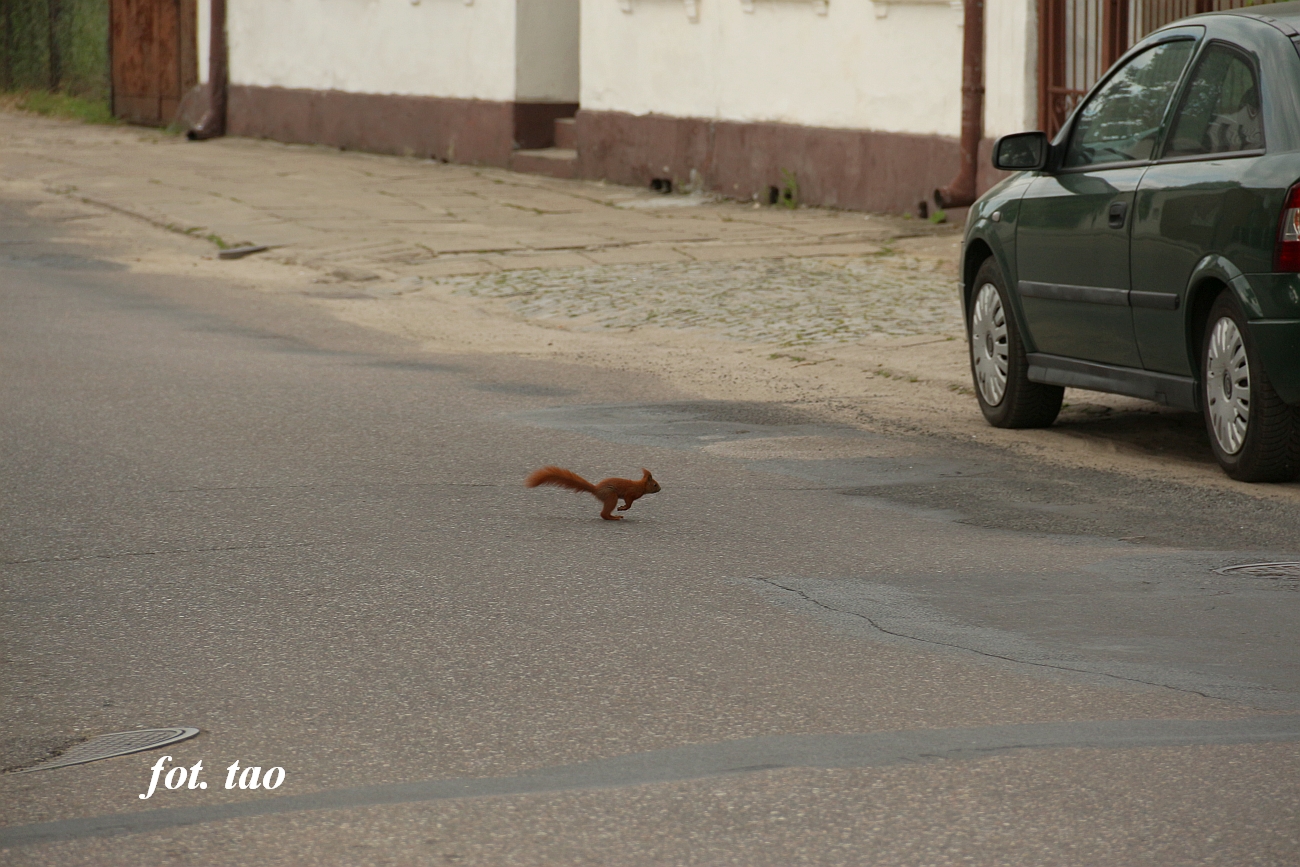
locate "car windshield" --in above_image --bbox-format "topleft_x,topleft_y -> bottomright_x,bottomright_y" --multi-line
1065,39 -> 1196,168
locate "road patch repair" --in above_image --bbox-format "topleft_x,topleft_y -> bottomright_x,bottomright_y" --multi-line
2,716 -> 1297,848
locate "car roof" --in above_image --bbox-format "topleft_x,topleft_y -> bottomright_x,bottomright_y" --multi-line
1208,0 -> 1300,29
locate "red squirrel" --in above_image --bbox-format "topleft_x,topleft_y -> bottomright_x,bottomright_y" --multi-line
525,466 -> 661,520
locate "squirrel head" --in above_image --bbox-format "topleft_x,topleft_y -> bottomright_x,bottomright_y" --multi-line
641,469 -> 661,493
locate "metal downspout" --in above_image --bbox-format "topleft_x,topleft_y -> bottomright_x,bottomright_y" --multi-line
935,0 -> 985,209
188,0 -> 227,140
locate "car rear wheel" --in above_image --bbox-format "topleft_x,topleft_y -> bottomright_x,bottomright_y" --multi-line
969,258 -> 1063,428
1202,291 -> 1300,482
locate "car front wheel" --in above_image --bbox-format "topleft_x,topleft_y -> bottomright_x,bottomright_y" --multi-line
969,258 -> 1063,428
1202,292 -> 1300,482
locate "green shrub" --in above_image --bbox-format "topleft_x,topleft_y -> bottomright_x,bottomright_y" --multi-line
1,0 -> 109,100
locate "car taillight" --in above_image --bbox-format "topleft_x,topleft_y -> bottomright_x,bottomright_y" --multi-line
1276,182 -> 1300,271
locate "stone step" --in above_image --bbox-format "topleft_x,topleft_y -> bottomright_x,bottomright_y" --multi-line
554,117 -> 577,151
510,148 -> 578,180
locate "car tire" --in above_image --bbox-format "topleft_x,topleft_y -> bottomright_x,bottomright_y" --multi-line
968,258 -> 1063,428
1201,291 -> 1300,482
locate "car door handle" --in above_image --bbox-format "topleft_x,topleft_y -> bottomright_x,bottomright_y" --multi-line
1108,201 -> 1128,229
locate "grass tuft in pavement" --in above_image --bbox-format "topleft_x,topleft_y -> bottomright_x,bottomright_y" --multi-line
2,91 -> 117,125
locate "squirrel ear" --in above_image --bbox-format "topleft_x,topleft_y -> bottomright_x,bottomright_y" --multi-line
642,468 -> 652,477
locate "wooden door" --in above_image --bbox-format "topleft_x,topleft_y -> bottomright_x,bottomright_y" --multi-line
111,0 -> 196,126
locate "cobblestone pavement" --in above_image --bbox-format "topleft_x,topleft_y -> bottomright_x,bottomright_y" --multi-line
452,255 -> 963,346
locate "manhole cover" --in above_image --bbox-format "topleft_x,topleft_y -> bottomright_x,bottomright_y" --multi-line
14,727 -> 199,773
1215,562 -> 1300,579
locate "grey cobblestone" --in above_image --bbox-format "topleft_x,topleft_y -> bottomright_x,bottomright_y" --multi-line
451,255 -> 963,346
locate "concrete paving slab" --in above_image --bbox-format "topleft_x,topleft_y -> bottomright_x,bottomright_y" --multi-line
678,244 -> 791,261
582,246 -> 694,266
416,258 -> 500,277
782,241 -> 887,258
494,251 -> 599,271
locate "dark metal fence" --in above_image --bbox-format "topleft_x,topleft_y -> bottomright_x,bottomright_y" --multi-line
1039,0 -> 1278,135
1,0 -> 109,97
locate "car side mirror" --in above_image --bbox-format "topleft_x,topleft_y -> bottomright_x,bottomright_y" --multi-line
994,131 -> 1050,172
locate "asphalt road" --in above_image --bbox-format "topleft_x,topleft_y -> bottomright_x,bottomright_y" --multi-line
2,199 -> 1299,865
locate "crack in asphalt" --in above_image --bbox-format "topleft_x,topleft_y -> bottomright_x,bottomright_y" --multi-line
752,576 -> 1228,701
3,716 -> 1297,849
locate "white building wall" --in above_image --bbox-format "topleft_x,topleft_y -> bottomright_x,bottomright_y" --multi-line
983,0 -> 1038,137
582,0 -> 968,137
226,0 -> 518,102
582,0 -> 1037,140
197,0 -> 209,84
217,0 -> 1031,135
516,0 -> 580,102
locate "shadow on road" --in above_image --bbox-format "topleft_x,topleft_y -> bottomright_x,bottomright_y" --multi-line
1054,402 -> 1219,468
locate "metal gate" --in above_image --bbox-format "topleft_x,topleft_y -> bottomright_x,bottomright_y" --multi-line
1039,0 -> 1276,136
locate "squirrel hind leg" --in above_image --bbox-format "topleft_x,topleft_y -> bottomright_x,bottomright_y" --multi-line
599,495 -> 623,520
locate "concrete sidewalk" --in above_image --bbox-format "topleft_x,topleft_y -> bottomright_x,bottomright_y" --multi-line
0,111 -> 957,285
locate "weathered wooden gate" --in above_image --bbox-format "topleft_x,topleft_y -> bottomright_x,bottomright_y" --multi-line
110,0 -> 196,125
1039,0 -> 1274,135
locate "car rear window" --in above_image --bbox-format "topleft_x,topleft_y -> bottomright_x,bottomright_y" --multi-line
1164,43 -> 1263,157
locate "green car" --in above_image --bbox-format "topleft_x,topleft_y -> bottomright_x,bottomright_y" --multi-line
963,6 -> 1300,481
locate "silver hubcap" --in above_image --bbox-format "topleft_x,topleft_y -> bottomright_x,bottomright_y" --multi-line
1206,315 -> 1250,455
971,283 -> 1009,406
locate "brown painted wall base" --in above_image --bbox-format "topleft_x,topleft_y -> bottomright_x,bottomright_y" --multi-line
226,86 -> 1005,215
228,85 -> 517,166
514,102 -> 579,150
576,110 -> 1004,216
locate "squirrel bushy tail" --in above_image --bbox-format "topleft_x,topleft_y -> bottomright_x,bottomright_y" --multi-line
525,466 -> 596,494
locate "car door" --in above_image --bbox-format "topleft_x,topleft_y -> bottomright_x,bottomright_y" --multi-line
1016,34 -> 1199,368
1130,39 -> 1269,375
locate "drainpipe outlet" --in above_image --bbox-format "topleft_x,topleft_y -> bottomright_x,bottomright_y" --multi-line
188,0 -> 227,140
935,0 -> 985,210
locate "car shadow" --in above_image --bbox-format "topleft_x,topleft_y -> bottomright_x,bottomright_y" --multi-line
1052,399 -> 1219,467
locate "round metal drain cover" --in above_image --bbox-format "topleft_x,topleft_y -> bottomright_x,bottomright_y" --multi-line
15,727 -> 199,773
1215,562 -> 1300,579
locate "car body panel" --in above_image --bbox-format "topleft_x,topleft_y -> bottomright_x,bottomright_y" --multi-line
1131,158 -> 1272,374
1244,272 -> 1300,317
1026,352 -> 1198,409
1017,167 -> 1145,366
962,175 -> 1033,339
1249,319 -> 1300,402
